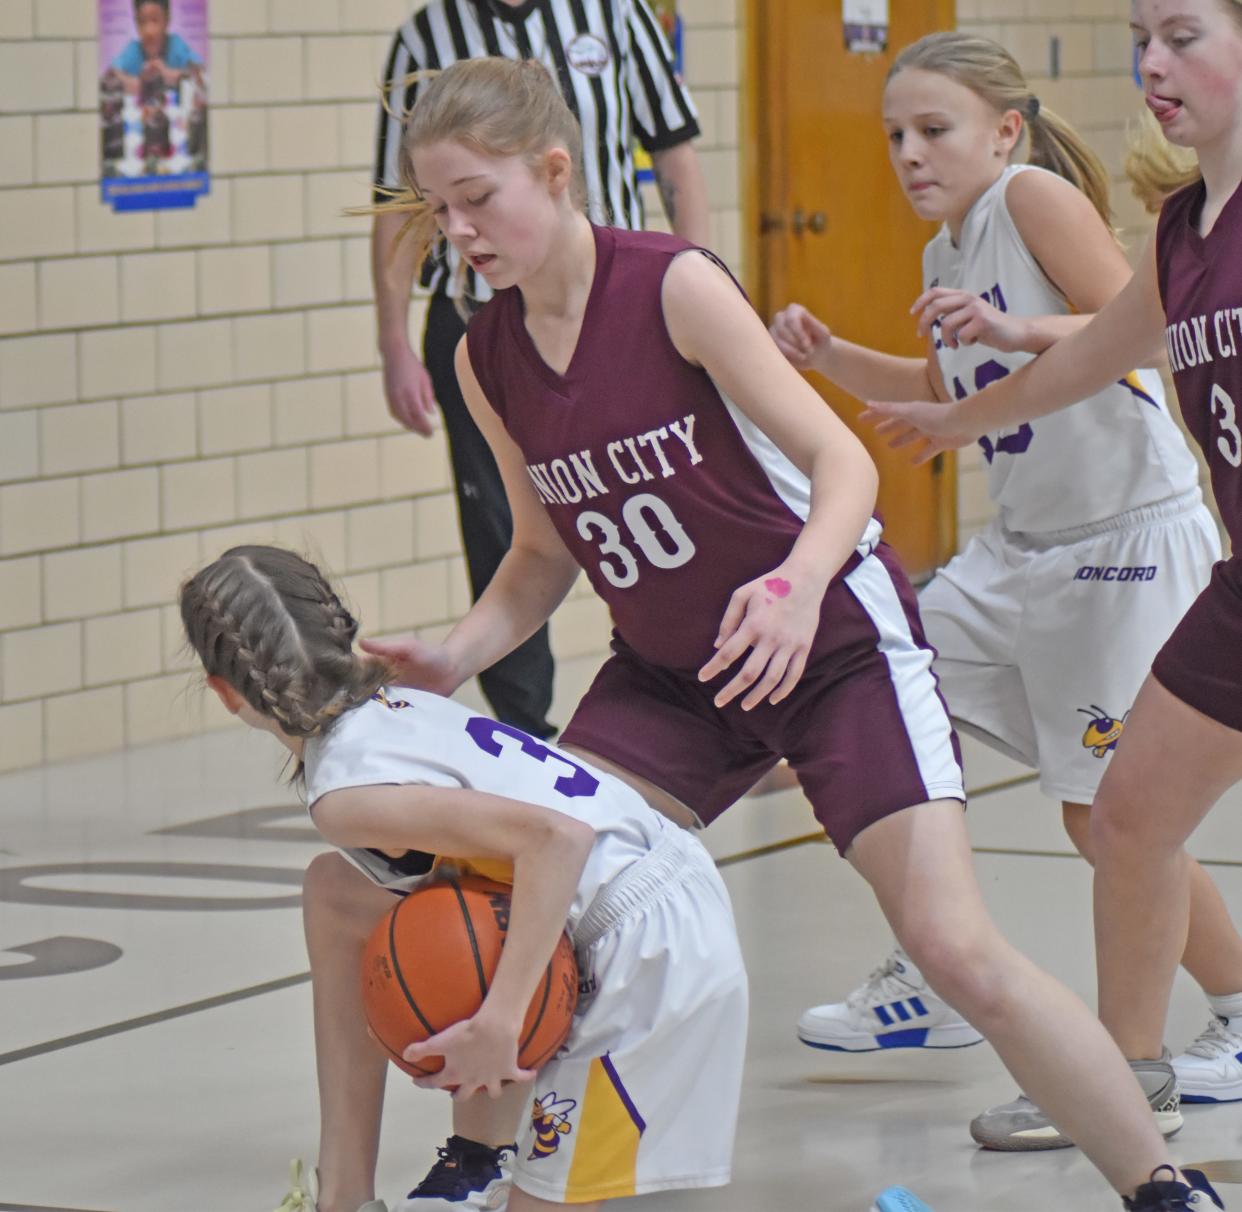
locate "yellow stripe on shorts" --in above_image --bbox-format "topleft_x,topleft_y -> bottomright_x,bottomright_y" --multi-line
565,1054 -> 645,1201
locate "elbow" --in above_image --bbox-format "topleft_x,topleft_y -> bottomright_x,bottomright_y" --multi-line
545,815 -> 595,870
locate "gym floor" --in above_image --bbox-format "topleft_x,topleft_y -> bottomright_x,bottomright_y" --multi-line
4,654 -> 1242,1212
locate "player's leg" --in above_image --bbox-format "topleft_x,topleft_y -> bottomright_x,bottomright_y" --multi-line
302,853 -> 523,1212
849,798 -> 1184,1200
507,1194 -> 599,1212
795,534 -> 1027,1053
1091,675 -> 1242,1064
300,852 -> 394,1210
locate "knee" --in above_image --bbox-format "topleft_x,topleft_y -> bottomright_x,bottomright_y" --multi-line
302,852 -> 386,936
901,930 -> 1008,1023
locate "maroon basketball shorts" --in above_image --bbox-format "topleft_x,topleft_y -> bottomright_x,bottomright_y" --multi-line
560,544 -> 965,856
1152,554 -> 1242,732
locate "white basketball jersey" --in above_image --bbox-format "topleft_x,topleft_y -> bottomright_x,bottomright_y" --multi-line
302,688 -> 671,927
924,164 -> 1199,534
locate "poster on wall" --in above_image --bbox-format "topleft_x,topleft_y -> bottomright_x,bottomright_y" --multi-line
635,0 -> 680,185
98,0 -> 209,211
843,0 -> 888,54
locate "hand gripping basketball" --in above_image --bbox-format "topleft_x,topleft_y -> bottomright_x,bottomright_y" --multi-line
360,874 -> 579,1092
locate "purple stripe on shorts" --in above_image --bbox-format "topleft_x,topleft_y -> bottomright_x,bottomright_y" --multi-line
600,1053 -> 646,1135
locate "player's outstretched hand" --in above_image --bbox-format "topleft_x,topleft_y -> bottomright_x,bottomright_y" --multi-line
910,287 -> 1029,353
404,1015 -> 534,1101
381,341 -> 439,436
860,399 -> 978,465
698,564 -> 817,711
769,303 -> 831,372
359,634 -> 461,696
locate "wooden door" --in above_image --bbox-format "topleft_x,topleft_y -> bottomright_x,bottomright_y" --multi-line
744,0 -> 957,579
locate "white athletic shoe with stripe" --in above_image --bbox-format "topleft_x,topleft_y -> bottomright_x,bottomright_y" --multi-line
797,948 -> 984,1052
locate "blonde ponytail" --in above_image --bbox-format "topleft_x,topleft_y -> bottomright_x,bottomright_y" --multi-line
1125,106 -> 1201,215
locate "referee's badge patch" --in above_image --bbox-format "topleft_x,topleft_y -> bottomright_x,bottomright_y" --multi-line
567,32 -> 610,75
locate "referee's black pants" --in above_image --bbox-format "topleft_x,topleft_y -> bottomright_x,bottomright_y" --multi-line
423,290 -> 556,739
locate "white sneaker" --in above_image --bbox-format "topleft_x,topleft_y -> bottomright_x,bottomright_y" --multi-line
273,1159 -> 388,1212
797,949 -> 985,1052
1174,1014 -> 1242,1103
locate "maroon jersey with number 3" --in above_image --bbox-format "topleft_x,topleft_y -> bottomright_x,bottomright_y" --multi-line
1157,180 -> 1242,553
466,224 -> 882,674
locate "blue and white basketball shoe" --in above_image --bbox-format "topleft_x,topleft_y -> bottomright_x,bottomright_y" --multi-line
871,1187 -> 934,1212
797,948 -> 984,1052
395,1136 -> 514,1211
1173,1013 -> 1242,1102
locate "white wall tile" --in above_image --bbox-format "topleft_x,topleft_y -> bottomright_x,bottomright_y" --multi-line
0,411 -> 38,483
0,701 -> 43,772
0,187 -> 75,260
38,256 -> 119,329
80,327 -> 157,399
44,685 -> 125,762
120,391 -> 197,466
162,457 -> 237,530
272,0 -> 339,32
233,311 -> 305,381
231,174 -> 306,243
0,477 -> 80,555
76,185 -> 157,254
273,375 -> 343,445
269,104 -> 341,171
125,672 -> 204,745
85,608 -> 163,685
2,620 -> 82,700
346,499 -> 415,570
273,238 -> 343,308
236,446 -> 309,518
0,1 -> 34,38
0,116 -> 35,188
272,509 -> 346,571
198,246 -> 273,315
34,0 -> 95,38
306,303 -> 376,373
306,170 -> 368,236
230,37 -> 305,104
123,532 -> 202,608
120,252 -> 198,323
303,35 -> 384,103
80,467 -> 159,543
0,555 -> 41,630
414,491 -> 459,559
0,41 -> 75,112
155,179 -> 232,248
44,544 -> 123,621
379,429 -> 451,498
209,107 -> 271,175
199,383 -> 273,455
40,400 -> 119,476
33,112 -> 95,185
158,318 -> 234,391
210,0 -> 272,35
309,438 -> 379,509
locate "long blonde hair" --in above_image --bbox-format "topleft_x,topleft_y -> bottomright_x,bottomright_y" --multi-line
1125,0 -> 1242,211
889,31 -> 1113,227
367,57 -> 586,281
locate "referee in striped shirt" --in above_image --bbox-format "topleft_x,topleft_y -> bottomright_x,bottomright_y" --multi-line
372,0 -> 708,748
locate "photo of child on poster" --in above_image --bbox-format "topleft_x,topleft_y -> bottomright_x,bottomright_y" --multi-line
843,0 -> 888,54
98,0 -> 209,211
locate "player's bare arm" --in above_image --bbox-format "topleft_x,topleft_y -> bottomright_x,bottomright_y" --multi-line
312,783 -> 594,1099
770,301 -> 941,402
664,251 -> 879,709
864,236 -> 1167,460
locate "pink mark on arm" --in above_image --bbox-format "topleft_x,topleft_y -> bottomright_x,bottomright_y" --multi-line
764,577 -> 792,599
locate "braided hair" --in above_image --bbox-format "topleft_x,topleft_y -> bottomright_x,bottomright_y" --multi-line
180,546 -> 388,737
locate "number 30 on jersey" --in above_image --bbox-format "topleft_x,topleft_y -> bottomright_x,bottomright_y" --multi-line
576,491 -> 696,589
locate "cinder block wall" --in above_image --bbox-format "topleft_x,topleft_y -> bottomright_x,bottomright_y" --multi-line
0,0 -> 744,772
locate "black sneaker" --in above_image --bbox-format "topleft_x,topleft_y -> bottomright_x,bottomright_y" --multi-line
1124,1166 -> 1225,1210
395,1136 -> 515,1210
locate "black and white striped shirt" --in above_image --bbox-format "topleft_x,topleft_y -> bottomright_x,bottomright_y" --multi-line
373,0 -> 700,301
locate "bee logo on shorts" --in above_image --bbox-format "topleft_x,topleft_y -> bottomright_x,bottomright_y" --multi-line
1077,705 -> 1129,758
528,1091 -> 577,1161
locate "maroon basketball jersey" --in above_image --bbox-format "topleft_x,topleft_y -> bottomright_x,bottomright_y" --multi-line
467,224 -> 880,673
1157,179 -> 1242,553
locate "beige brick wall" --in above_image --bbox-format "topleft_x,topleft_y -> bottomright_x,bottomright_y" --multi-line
0,0 -> 744,771
956,0 -> 1154,540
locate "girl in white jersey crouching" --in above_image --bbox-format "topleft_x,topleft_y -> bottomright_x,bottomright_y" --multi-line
772,31 -> 1237,1151
180,545 -> 747,1212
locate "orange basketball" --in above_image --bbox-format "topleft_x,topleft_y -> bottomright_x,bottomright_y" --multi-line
360,873 -> 579,1078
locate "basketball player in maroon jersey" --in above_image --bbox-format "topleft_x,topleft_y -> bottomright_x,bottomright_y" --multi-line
352,56 -> 1213,1210
864,0 -> 1242,1190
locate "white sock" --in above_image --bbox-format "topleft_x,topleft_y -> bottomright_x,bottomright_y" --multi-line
1207,990 -> 1242,1024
